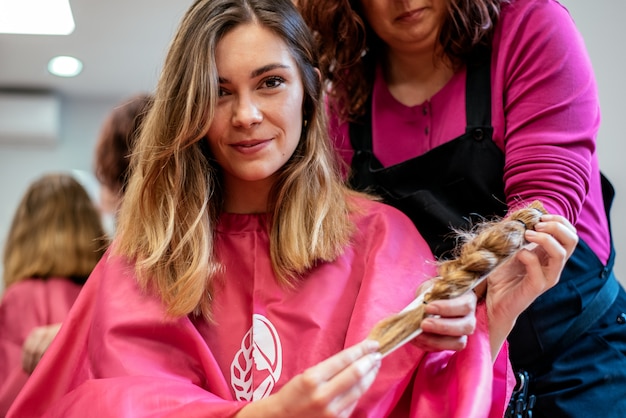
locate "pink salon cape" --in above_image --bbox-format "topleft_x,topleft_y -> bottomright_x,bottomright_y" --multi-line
0,278 -> 82,416
8,198 -> 512,417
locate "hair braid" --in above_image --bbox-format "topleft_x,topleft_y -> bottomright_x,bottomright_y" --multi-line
369,201 -> 547,355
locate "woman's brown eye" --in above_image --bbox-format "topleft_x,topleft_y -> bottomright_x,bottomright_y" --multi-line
264,76 -> 285,88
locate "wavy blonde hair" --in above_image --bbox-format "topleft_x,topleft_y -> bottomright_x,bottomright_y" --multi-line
114,0 -> 360,320
2,173 -> 108,288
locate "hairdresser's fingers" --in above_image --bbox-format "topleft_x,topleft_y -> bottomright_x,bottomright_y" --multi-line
411,332 -> 469,352
484,247 -> 550,344
525,223 -> 572,273
540,214 -> 577,234
423,291 -> 477,318
484,231 -> 556,331
409,293 -> 476,352
533,216 -> 578,259
515,249 -> 553,295
420,312 -> 476,337
493,227 -> 568,320
519,233 -> 565,291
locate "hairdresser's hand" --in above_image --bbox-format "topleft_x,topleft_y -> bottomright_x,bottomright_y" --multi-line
22,323 -> 62,374
235,340 -> 381,418
410,281 -> 477,352
486,214 -> 578,355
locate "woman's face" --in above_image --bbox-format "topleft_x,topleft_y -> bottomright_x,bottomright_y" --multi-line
206,22 -> 305,196
359,0 -> 448,53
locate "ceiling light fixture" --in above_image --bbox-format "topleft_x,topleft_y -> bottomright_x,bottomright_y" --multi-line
0,0 -> 75,35
48,56 -> 83,78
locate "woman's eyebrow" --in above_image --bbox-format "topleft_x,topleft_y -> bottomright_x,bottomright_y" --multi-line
250,63 -> 290,78
218,63 -> 291,83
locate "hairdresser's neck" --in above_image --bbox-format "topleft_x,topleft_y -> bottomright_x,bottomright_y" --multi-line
222,178 -> 273,214
383,45 -> 454,107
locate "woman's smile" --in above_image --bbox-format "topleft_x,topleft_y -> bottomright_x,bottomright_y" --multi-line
230,138 -> 273,154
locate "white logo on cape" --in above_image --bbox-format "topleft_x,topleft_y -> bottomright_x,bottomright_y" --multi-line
230,314 -> 283,401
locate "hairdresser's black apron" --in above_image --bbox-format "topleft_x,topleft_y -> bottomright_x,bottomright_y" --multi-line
349,48 -> 626,417
349,48 -> 507,258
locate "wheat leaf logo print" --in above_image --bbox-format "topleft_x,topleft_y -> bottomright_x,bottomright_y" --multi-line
230,314 -> 283,401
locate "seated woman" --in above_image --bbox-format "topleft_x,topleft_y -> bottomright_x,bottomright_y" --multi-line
7,1 -> 576,417
0,173 -> 108,415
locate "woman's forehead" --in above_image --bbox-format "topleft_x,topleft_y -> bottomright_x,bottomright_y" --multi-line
214,23 -> 297,75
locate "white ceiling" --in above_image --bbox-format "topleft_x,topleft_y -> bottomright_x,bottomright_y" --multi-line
0,0 -> 196,101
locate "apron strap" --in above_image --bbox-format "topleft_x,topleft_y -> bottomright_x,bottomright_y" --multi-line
601,172 -> 615,234
542,271 -> 619,366
350,46 -> 493,157
465,45 -> 492,130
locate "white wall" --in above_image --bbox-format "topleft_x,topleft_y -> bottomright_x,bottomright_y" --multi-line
0,97 -> 119,294
559,0 -> 626,286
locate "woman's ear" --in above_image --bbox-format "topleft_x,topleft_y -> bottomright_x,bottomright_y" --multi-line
314,67 -> 322,83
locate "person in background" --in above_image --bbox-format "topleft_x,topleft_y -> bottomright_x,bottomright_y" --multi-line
93,93 -> 153,236
298,0 -> 626,416
8,1 -> 575,417
0,173 -> 108,416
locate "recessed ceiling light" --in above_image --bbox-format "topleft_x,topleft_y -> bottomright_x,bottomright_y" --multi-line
0,0 -> 75,35
48,56 -> 83,78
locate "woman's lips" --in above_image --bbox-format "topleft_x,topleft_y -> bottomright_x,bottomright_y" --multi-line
231,139 -> 271,154
396,7 -> 426,23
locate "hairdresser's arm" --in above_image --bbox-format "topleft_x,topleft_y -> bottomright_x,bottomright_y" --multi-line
235,340 -> 381,418
485,215 -> 577,358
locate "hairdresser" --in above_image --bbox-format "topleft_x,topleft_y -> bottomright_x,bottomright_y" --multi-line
299,0 -> 626,416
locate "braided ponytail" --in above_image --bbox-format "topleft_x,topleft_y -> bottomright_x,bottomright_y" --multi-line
369,201 -> 547,355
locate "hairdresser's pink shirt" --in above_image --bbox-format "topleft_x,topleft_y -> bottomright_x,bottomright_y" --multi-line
330,0 -> 610,264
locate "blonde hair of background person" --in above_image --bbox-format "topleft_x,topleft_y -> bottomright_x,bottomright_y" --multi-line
2,174 -> 107,288
0,173 -> 108,415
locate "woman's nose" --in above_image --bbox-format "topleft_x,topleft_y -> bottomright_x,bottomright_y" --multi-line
232,95 -> 262,128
